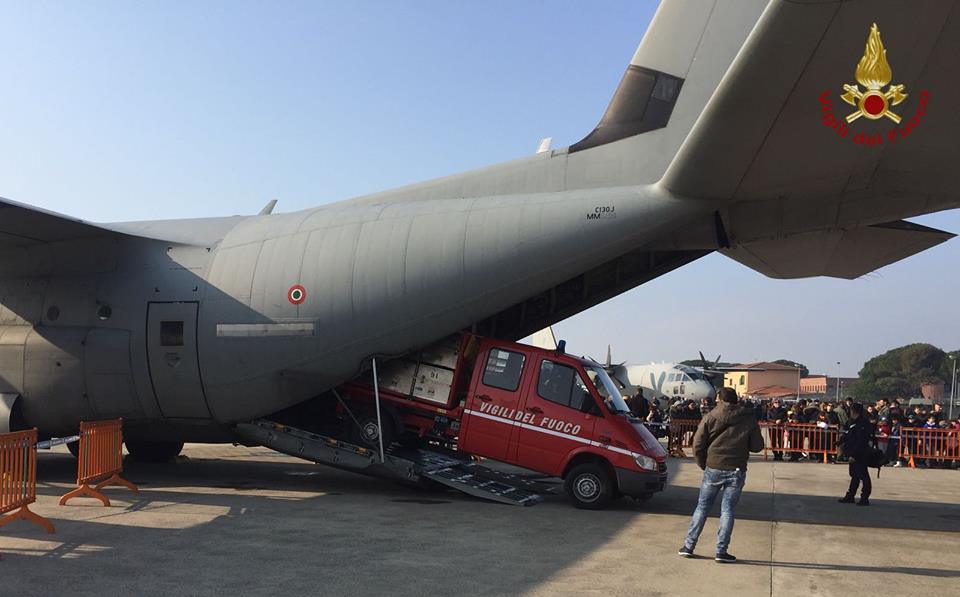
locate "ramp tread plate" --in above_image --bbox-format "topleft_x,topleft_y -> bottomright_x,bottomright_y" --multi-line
423,465 -> 542,506
462,464 -> 558,495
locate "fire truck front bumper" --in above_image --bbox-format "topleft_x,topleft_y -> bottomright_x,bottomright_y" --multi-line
615,466 -> 667,497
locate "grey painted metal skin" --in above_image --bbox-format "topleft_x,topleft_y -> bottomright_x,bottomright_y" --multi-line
1,0 -> 959,442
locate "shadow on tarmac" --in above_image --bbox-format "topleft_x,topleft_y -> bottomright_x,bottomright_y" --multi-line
639,483 -> 960,533
31,449 -> 960,534
11,450 -> 647,596
737,560 -> 960,579
7,449 -> 959,596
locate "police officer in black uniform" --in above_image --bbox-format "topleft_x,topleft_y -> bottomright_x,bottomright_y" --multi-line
839,402 -> 874,506
627,388 -> 650,420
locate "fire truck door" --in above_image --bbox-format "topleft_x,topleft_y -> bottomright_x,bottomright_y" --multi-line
459,347 -> 527,462
514,358 -> 597,476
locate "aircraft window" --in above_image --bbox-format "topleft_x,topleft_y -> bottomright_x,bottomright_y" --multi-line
682,374 -> 692,382
668,373 -> 676,382
161,321 -> 184,347
537,360 -> 592,411
482,349 -> 525,392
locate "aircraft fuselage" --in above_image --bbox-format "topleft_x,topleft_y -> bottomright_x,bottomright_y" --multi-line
0,186 -> 711,440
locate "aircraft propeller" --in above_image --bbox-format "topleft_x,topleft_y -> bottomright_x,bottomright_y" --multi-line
697,351 -> 726,381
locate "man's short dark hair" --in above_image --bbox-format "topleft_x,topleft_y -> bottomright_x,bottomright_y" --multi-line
850,402 -> 864,415
718,387 -> 738,403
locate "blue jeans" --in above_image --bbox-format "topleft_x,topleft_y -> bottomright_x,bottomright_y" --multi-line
683,467 -> 746,554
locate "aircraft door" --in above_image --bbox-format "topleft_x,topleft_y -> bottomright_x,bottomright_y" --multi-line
514,359 -> 597,476
146,302 -> 211,419
459,347 -> 526,461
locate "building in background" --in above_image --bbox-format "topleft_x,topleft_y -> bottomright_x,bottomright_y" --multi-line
725,362 -> 802,399
920,380 -> 945,401
800,375 -> 859,400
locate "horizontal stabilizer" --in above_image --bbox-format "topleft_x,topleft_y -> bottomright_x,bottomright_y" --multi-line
0,196 -> 124,247
722,220 -> 954,280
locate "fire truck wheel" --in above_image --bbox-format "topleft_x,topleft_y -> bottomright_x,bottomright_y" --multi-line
355,416 -> 396,449
125,440 -> 184,463
565,463 -> 614,510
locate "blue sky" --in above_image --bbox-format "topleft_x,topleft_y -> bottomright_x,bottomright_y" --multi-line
1,1 -> 957,379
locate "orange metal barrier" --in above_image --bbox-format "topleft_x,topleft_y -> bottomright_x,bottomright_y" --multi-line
760,422 -> 839,463
899,427 -> 960,467
60,419 -> 138,507
0,429 -> 54,533
667,420 -> 701,457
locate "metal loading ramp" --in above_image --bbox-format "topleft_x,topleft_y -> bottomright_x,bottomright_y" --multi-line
393,448 -> 545,507
235,420 -> 545,506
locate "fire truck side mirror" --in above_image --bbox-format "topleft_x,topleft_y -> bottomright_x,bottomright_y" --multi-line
556,340 -> 566,354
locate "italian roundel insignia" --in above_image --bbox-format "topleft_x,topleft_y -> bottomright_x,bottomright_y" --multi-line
287,284 -> 306,305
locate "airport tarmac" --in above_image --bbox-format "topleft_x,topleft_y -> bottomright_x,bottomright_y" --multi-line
2,445 -> 959,597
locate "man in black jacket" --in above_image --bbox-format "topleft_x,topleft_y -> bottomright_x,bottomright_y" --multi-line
766,399 -> 787,461
839,402 -> 875,506
627,389 -> 650,420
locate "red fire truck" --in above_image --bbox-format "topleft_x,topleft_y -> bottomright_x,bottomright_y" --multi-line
237,333 -> 667,509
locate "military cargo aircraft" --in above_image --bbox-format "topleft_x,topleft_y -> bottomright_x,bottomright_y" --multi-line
2,0 -> 958,463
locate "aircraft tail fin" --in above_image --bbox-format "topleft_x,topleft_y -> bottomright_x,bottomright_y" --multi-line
565,1 -> 768,179
340,1 -> 768,206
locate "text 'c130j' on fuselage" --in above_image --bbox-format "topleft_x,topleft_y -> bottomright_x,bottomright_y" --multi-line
1,0 -> 959,445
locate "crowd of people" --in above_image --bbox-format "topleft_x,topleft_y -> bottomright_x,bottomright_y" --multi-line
624,390 -> 960,469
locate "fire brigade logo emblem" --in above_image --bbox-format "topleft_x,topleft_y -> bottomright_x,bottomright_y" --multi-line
840,23 -> 906,123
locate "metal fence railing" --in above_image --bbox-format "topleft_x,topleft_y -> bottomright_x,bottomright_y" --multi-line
60,419 -> 139,507
0,428 -> 55,533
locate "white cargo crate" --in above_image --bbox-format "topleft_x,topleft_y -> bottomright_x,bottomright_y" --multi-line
416,338 -> 460,370
411,365 -> 455,405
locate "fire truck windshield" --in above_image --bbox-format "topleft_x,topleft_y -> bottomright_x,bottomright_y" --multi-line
585,366 -> 631,414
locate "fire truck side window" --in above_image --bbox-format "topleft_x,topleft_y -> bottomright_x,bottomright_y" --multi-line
482,349 -> 526,391
537,360 -> 592,411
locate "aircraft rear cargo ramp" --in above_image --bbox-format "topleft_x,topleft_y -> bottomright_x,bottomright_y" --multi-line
234,420 -> 544,507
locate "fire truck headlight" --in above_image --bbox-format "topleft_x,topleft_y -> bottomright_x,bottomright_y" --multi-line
634,454 -> 656,470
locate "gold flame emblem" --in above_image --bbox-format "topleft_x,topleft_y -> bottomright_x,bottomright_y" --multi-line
840,23 -> 907,123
